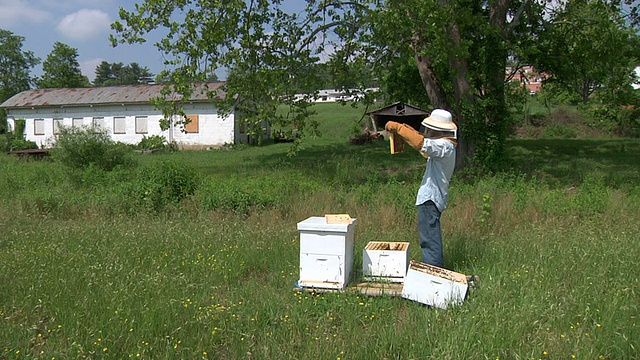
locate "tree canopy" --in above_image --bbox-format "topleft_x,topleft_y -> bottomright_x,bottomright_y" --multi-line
38,41 -> 89,89
0,29 -> 39,133
93,61 -> 154,86
0,29 -> 39,104
111,0 -> 639,168
533,0 -> 640,105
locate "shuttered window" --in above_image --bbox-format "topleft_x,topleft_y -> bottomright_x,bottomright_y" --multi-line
53,118 -> 63,135
184,114 -> 199,133
34,119 -> 45,135
135,116 -> 148,134
92,117 -> 105,129
113,117 -> 126,134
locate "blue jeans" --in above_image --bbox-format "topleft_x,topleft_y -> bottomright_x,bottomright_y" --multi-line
418,200 -> 444,267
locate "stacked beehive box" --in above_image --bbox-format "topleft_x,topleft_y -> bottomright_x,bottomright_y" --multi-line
297,216 -> 356,290
362,241 -> 410,283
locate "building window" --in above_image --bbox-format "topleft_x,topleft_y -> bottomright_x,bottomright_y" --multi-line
239,122 -> 246,134
113,117 -> 126,134
34,119 -> 45,135
53,118 -> 63,135
184,114 -> 199,133
135,116 -> 148,134
92,117 -> 105,129
72,118 -> 83,128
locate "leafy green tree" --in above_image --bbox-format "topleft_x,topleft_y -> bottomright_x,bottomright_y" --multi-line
533,0 -> 640,105
93,61 -> 115,86
109,1 -> 558,168
38,41 -> 89,89
0,29 -> 39,133
93,61 -> 154,86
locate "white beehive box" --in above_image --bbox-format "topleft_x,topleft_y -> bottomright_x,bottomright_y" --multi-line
363,241 -> 410,283
297,216 -> 357,289
401,260 -> 468,309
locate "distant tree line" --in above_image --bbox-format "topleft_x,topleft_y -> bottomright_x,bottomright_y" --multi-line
93,61 -> 154,86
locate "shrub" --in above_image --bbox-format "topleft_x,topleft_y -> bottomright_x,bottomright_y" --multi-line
137,135 -> 167,150
0,134 -> 8,152
132,160 -> 200,212
1,119 -> 38,151
51,125 -> 133,171
616,108 -> 640,137
0,114 -> 6,134
9,138 -> 39,151
542,124 -> 577,139
198,176 -> 278,213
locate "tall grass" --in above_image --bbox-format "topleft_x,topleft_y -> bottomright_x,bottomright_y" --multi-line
0,103 -> 638,359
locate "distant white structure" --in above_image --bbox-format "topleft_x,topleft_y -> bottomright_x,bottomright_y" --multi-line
293,88 -> 380,103
633,67 -> 640,90
1,82 -> 270,149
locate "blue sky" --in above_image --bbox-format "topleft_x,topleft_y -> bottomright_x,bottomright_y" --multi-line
0,0 -> 304,83
0,0 -> 169,81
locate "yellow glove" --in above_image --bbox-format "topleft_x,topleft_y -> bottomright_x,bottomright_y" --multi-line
385,121 -> 424,151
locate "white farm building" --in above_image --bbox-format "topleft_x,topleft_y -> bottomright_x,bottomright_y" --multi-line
1,82 -> 270,149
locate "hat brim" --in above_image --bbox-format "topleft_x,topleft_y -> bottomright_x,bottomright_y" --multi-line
422,116 -> 457,131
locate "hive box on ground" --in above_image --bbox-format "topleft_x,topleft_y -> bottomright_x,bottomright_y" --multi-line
297,216 -> 357,290
363,242 -> 410,283
401,260 -> 468,309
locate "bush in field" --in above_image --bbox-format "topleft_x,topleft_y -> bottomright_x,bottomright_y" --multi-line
542,124 -> 578,138
51,125 -> 133,171
9,138 -> 39,151
198,176 -> 279,213
0,134 -> 8,152
137,135 -> 166,150
132,160 -> 200,212
1,119 -> 38,151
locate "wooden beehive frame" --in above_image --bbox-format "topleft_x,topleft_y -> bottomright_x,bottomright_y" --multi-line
365,241 -> 409,251
390,133 -> 405,154
408,260 -> 468,284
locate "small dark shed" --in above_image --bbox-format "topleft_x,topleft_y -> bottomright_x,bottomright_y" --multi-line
368,102 -> 430,132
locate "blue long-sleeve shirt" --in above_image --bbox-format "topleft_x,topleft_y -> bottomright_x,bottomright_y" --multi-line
415,138 -> 456,212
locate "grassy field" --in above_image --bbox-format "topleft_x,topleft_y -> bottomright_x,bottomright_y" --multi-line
1,102 -> 639,359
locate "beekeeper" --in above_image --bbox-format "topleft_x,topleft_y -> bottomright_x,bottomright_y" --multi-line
385,109 -> 458,268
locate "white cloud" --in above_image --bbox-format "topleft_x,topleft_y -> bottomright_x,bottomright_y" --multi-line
0,0 -> 52,26
80,58 -> 103,82
57,9 -> 111,41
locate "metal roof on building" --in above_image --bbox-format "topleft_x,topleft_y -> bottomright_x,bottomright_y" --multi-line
367,102 -> 429,116
0,82 -> 226,109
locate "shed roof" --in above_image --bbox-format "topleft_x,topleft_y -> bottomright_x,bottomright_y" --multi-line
0,82 -> 226,109
367,102 -> 429,117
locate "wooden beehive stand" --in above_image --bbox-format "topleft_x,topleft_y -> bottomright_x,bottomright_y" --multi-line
294,270 -> 480,297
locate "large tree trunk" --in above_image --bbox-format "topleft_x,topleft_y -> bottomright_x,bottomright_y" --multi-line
412,21 -> 475,170
414,53 -> 449,109
411,0 -> 518,170
445,20 -> 475,170
483,0 -> 510,163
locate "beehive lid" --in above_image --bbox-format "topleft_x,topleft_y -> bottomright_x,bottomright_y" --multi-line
297,216 -> 357,232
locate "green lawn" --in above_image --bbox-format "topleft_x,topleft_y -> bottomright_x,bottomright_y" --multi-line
0,103 -> 638,359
